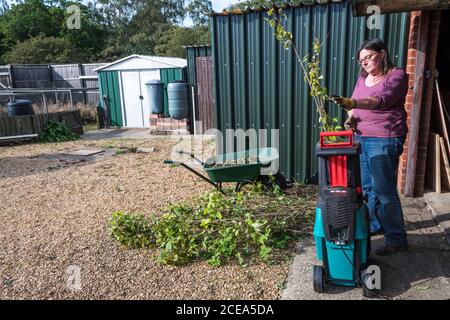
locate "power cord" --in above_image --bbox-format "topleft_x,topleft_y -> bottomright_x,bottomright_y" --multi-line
337,240 -> 393,300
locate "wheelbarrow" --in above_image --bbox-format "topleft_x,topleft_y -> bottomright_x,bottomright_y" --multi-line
164,147 -> 279,193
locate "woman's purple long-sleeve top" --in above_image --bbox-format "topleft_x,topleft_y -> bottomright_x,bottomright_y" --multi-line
351,68 -> 408,137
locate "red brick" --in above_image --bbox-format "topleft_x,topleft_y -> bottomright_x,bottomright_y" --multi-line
408,50 -> 417,59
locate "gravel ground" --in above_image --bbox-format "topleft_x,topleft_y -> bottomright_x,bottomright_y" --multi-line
0,137 -> 294,300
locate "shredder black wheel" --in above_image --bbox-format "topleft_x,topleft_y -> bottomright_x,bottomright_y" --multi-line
362,285 -> 377,298
313,265 -> 326,293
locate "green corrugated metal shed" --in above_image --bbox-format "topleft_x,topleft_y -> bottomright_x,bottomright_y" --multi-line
95,55 -> 187,127
98,71 -> 123,127
210,0 -> 409,183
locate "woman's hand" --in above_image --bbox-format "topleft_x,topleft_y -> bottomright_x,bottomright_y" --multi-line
331,95 -> 356,111
344,116 -> 357,132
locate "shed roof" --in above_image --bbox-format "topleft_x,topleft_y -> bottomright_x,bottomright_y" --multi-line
93,55 -> 187,72
207,0 -> 338,16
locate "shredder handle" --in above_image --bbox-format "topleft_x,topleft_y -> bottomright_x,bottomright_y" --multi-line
320,130 -> 353,148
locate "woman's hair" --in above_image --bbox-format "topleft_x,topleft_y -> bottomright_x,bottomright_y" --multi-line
357,38 -> 394,77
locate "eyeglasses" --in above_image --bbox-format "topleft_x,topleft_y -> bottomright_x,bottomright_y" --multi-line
358,52 -> 379,64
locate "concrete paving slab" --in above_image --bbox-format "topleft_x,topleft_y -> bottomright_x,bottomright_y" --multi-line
423,191 -> 450,244
81,128 -> 159,140
281,196 -> 450,300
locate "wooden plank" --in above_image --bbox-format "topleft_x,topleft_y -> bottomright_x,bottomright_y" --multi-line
196,56 -> 214,133
436,134 -> 441,194
426,133 -> 441,193
405,12 -> 430,196
440,137 -> 450,191
435,79 -> 450,158
0,134 -> 38,140
352,0 -> 450,16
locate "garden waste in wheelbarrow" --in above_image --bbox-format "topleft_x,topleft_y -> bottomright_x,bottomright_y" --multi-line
164,147 -> 281,193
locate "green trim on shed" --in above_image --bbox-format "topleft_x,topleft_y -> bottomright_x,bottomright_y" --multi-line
160,68 -> 186,117
98,71 -> 123,127
210,1 -> 410,183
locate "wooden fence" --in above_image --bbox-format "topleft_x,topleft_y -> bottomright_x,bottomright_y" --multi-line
0,110 -> 83,137
0,63 -> 106,108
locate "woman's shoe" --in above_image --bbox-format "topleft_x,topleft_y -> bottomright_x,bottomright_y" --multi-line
369,229 -> 384,236
375,243 -> 408,255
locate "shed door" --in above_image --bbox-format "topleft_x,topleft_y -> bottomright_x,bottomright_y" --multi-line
139,70 -> 160,127
196,57 -> 214,131
121,71 -> 143,127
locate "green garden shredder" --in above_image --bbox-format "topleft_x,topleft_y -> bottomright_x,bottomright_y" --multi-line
313,130 -> 374,297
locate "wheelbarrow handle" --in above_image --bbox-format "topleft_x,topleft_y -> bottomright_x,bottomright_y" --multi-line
163,158 -> 224,194
175,150 -> 205,166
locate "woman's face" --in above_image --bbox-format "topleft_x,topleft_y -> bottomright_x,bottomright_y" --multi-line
358,48 -> 384,75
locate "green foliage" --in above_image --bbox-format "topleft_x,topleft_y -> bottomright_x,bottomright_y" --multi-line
108,185 -> 316,267
3,34 -> 77,64
0,0 -> 208,63
0,0 -> 62,45
152,191 -> 276,266
227,0 -> 293,11
154,25 -> 210,58
108,211 -> 155,248
41,120 -> 79,142
187,0 -> 212,26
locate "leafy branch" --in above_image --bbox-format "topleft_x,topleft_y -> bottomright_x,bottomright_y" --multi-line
265,8 -> 341,132
108,183 -> 317,266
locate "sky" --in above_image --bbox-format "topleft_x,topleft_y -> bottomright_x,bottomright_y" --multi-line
211,0 -> 236,12
183,0 -> 236,26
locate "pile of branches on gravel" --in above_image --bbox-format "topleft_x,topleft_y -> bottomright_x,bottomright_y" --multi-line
108,183 -> 317,266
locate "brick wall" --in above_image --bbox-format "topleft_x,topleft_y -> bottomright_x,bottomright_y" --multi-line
398,11 -> 442,196
149,114 -> 189,134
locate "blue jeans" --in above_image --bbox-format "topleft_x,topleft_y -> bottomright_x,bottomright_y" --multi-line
354,135 -> 408,246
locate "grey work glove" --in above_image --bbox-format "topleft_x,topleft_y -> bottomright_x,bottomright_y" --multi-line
331,95 -> 356,111
344,116 -> 357,132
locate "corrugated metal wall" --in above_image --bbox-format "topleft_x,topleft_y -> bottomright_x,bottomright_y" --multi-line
160,67 -> 186,117
186,46 -> 212,134
186,46 -> 212,86
210,0 -> 409,183
98,71 -> 122,127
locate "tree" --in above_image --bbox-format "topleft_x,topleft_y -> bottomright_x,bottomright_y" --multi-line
59,1 -> 109,62
0,0 -> 64,46
153,24 -> 210,57
186,0 -> 211,26
2,34 -> 79,64
97,0 -> 187,58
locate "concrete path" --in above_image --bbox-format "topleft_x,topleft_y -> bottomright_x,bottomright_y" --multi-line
424,191 -> 450,243
81,128 -> 160,140
282,196 -> 450,300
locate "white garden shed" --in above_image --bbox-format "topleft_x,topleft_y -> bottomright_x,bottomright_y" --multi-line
94,55 -> 187,128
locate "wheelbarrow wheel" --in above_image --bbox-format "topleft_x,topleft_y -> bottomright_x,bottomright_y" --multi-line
313,265 -> 326,293
235,180 -> 254,192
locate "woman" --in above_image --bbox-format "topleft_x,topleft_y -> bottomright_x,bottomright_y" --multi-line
332,39 -> 409,255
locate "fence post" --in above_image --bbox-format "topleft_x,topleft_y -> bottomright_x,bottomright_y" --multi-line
42,92 -> 48,115
49,65 -> 57,105
79,64 -> 86,105
69,90 -> 74,110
